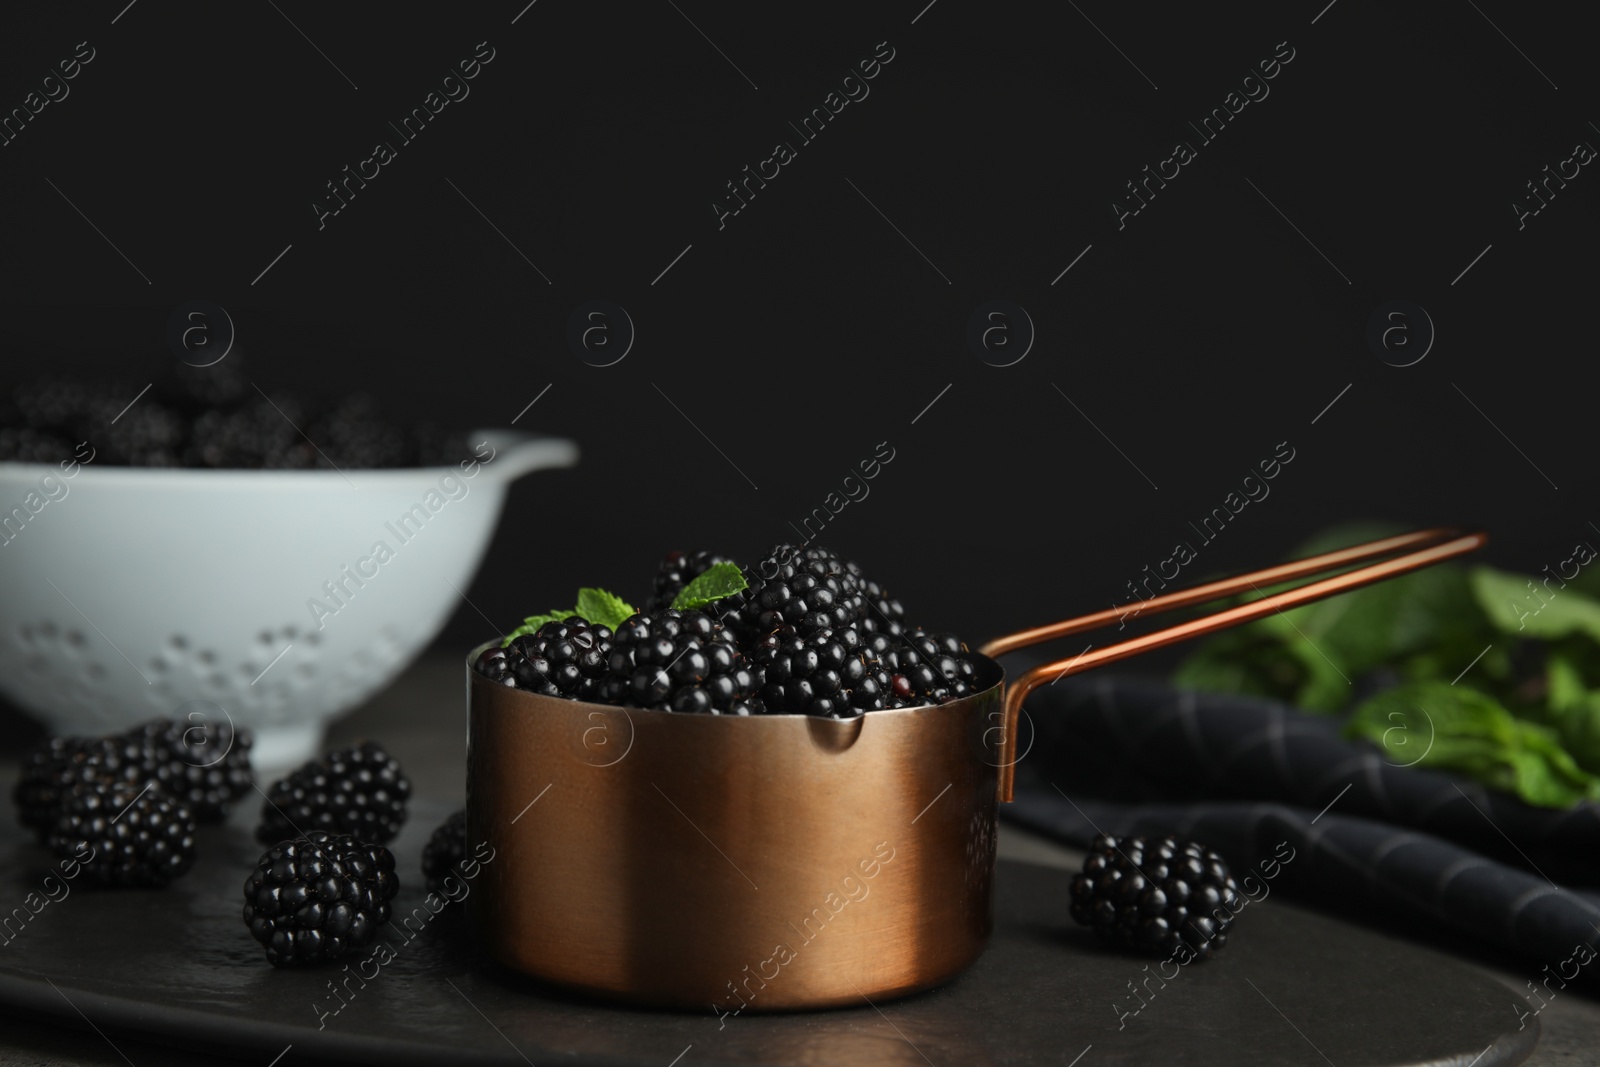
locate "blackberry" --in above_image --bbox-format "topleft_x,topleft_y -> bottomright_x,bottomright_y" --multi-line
100,402 -> 185,467
881,629 -> 980,707
308,395 -> 411,469
47,779 -> 197,887
474,645 -> 515,686
755,624 -> 887,717
483,617 -> 614,700
737,544 -> 865,641
12,377 -> 98,432
14,735 -> 153,841
1070,834 -> 1242,961
242,831 -> 398,967
647,550 -> 740,611
600,610 -> 764,714
186,394 -> 318,470
256,742 -> 411,845
857,575 -> 909,637
421,810 -> 467,895
121,718 -> 254,821
14,721 -> 253,836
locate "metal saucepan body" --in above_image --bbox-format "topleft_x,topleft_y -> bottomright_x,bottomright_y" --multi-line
464,528 -> 1488,1010
466,651 -> 1007,1011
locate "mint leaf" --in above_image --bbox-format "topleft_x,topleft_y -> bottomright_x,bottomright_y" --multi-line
1345,680 -> 1600,808
671,562 -> 749,611
574,587 -> 636,631
500,609 -> 576,647
1541,653 -> 1600,775
1469,566 -> 1600,644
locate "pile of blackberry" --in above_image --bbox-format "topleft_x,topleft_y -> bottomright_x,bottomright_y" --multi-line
603,609 -> 763,714
477,618 -> 614,701
0,364 -> 465,468
11,717 -> 250,884
1069,834 -> 1244,961
243,831 -> 399,966
475,543 -> 983,718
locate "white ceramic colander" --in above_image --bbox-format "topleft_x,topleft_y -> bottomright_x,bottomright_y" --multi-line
0,430 -> 575,770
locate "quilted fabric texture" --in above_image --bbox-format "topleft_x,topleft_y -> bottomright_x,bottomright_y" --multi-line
1006,674 -> 1600,963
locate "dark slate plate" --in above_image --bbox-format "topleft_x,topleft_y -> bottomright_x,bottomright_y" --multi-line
0,796 -> 1538,1066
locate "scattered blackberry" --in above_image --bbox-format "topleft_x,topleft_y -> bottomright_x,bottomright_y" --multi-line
47,779 -> 197,887
242,831 -> 398,967
481,618 -> 614,700
122,718 -> 254,821
14,720 -> 253,836
421,810 -> 467,895
1070,834 -> 1242,961
256,742 -> 411,845
601,610 -> 765,714
14,734 -> 154,841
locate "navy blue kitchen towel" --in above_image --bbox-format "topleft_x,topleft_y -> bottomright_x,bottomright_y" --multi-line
1006,674 -> 1600,964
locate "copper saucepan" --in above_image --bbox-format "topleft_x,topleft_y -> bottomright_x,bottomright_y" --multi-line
465,528 -> 1485,1011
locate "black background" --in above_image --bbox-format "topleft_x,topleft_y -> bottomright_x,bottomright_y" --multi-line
1,0 -> 1594,661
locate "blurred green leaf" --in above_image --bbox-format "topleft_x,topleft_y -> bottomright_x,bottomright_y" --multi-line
1345,681 -> 1600,808
1470,566 -> 1600,644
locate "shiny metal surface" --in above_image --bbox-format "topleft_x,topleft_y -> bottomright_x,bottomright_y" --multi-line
467,659 -> 1004,1010
989,529 -> 1487,799
468,527 -> 1487,1008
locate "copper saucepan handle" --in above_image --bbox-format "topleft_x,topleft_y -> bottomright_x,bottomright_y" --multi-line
981,527 -> 1488,801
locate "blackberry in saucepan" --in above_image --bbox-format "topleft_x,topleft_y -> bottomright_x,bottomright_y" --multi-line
122,718 -> 254,821
737,544 -> 864,641
490,618 -> 614,699
756,624 -> 887,717
242,831 -> 399,967
474,645 -> 515,686
256,742 -> 411,845
857,575 -> 909,637
47,779 -> 197,887
601,610 -> 764,714
422,810 -> 467,895
1069,834 -> 1242,961
647,550 -> 740,611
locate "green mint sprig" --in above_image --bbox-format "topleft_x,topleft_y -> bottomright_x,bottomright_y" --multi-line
671,562 -> 749,611
499,588 -> 639,647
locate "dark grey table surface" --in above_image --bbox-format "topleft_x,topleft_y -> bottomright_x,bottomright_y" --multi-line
1,656 -> 1587,1067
